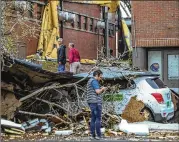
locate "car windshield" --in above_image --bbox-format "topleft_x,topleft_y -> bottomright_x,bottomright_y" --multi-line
146,77 -> 166,89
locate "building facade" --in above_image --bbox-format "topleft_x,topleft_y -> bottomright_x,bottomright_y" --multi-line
4,1 -> 45,58
11,0 -> 117,60
62,1 -> 116,59
132,1 -> 179,93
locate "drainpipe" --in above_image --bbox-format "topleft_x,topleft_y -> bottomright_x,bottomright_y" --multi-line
116,6 -> 120,58
60,0 -> 63,38
116,31 -> 118,58
104,6 -> 109,58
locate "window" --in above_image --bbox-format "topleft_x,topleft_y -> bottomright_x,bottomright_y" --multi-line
28,2 -> 34,18
168,55 -> 179,80
146,77 -> 166,89
89,18 -> 93,31
71,22 -> 74,28
37,4 -> 43,20
94,20 -> 98,33
148,51 -> 162,79
111,24 -> 115,35
109,24 -> 115,36
83,16 -> 87,30
77,15 -> 81,29
95,26 -> 98,33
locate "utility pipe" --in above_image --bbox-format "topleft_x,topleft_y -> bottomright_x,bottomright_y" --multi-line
104,6 -> 109,58
116,31 -> 118,58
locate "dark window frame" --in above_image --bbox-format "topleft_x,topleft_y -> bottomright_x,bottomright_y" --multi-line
146,77 -> 166,89
89,18 -> 94,32
37,4 -> 43,20
71,21 -> 75,28
83,16 -> 87,30
77,15 -> 81,29
109,24 -> 115,36
28,2 -> 34,18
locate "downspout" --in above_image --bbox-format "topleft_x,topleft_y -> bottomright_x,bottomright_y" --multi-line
60,0 -> 63,38
116,6 -> 121,58
117,5 -> 122,57
116,30 -> 118,58
104,6 -> 109,58
132,12 -> 137,57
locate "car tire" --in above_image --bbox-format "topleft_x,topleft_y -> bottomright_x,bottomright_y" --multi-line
141,107 -> 154,121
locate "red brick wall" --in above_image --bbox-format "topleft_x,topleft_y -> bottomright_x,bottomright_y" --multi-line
63,29 -> 115,59
64,2 -> 101,18
63,1 -> 116,59
132,1 -> 179,47
25,36 -> 39,56
6,16 -> 39,57
16,21 -> 40,56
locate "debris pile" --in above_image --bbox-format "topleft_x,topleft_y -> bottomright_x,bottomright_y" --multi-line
2,54 -> 178,141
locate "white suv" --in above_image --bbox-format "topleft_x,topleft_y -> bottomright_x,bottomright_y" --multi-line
118,76 -> 174,122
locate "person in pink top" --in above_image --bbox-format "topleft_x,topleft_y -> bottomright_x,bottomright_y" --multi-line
68,43 -> 81,74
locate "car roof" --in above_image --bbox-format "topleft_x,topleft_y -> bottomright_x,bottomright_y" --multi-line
74,67 -> 159,80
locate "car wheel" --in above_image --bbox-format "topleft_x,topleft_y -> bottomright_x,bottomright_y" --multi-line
141,108 -> 154,121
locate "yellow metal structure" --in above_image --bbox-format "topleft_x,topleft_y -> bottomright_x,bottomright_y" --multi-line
122,19 -> 132,51
28,0 -> 129,62
37,0 -> 59,59
72,0 -> 120,13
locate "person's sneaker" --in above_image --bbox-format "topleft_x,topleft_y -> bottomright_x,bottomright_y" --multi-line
95,136 -> 102,140
89,136 -> 96,140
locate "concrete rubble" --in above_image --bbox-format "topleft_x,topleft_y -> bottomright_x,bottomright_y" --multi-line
133,121 -> 179,131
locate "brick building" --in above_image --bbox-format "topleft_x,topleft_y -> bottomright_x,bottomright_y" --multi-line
132,1 -> 179,92
62,1 -> 116,59
4,1 -> 45,58
14,0 -> 117,59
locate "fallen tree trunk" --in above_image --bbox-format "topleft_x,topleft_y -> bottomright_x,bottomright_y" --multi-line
18,110 -> 70,124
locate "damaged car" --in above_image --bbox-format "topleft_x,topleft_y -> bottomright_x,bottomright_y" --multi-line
74,67 -> 174,122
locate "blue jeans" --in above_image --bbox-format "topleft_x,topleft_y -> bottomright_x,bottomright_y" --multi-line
88,103 -> 102,137
58,64 -> 65,72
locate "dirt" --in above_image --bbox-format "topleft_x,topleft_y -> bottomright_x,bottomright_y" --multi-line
121,97 -> 146,123
1,90 -> 22,119
1,131 -> 179,141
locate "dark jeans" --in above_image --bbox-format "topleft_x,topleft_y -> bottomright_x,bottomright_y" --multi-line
88,103 -> 102,137
58,64 -> 65,72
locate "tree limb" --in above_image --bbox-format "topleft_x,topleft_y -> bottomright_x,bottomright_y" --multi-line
18,110 -> 70,124
36,97 -> 69,113
19,66 -> 97,102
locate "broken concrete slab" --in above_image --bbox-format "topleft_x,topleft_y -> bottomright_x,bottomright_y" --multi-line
1,119 -> 25,131
118,119 -> 149,136
55,130 -> 73,136
133,121 -> 179,131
